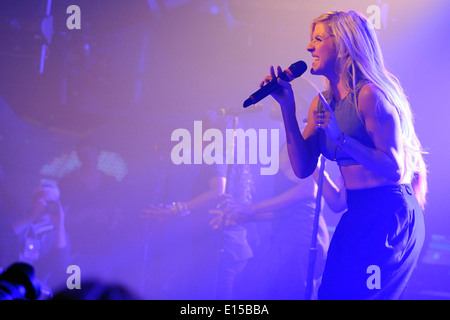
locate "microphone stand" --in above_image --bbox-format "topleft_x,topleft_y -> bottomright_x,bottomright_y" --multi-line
213,114 -> 238,299
305,155 -> 326,300
225,115 -> 238,200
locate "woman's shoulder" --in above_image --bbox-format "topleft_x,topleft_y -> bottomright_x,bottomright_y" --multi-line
356,81 -> 402,131
357,82 -> 390,112
358,80 -> 392,103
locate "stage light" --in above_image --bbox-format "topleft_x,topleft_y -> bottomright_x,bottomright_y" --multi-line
40,150 -> 128,182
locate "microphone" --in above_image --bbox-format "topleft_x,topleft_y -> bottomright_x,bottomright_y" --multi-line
243,60 -> 307,108
218,103 -> 263,116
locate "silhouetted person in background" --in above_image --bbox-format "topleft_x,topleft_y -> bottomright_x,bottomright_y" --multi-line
145,112 -> 253,300
58,137 -> 124,281
11,180 -> 69,289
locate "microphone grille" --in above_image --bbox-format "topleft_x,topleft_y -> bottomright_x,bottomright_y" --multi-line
289,60 -> 308,78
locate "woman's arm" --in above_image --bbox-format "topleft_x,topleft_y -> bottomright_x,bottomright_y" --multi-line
411,153 -> 427,210
313,168 -> 347,213
142,174 -> 226,219
267,66 -> 321,179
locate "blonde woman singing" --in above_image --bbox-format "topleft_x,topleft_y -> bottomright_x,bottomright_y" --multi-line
262,10 -> 427,300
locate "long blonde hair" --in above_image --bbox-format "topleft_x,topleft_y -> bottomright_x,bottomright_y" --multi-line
311,10 -> 428,208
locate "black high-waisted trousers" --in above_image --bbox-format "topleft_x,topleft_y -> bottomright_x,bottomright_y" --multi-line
318,184 -> 425,300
